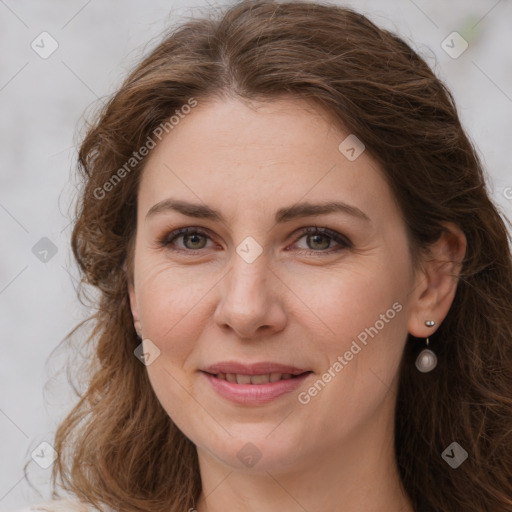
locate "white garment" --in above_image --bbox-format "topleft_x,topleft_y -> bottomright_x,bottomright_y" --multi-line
7,499 -> 96,512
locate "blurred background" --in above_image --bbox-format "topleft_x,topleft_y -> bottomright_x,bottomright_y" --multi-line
1,0 -> 511,509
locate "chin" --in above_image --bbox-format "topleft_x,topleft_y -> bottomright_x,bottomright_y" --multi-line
196,429 -> 307,472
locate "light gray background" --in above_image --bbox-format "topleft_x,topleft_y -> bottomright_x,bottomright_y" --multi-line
1,0 -> 511,510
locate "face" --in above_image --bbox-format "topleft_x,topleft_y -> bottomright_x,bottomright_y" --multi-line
128,97 -> 422,474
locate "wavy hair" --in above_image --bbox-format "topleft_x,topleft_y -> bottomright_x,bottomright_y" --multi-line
46,1 -> 512,511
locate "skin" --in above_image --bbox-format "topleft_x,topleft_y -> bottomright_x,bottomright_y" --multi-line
128,96 -> 466,512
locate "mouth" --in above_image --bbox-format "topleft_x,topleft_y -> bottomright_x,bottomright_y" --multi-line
199,362 -> 314,405
201,360 -> 312,376
202,371 -> 312,385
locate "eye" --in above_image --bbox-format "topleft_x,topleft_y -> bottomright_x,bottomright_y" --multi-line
159,227 -> 216,252
290,226 -> 352,255
158,226 -> 352,255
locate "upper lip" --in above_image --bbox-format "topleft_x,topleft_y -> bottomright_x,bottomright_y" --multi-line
202,361 -> 311,376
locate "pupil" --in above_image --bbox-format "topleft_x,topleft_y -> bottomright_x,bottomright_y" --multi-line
309,234 -> 329,250
185,233 -> 206,249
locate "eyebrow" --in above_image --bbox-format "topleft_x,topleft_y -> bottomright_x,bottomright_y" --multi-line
145,199 -> 371,224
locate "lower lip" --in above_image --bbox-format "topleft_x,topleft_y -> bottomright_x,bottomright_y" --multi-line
201,371 -> 312,405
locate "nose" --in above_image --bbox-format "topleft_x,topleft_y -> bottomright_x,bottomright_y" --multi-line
213,250 -> 287,340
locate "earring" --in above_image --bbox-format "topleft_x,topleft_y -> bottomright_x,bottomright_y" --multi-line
415,320 -> 437,373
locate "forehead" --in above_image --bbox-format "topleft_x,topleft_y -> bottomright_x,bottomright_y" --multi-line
137,97 -> 395,225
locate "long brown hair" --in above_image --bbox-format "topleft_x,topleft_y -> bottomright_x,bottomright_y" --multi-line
46,1 -> 512,511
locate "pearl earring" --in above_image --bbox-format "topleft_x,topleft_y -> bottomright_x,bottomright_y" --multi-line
415,320 -> 437,373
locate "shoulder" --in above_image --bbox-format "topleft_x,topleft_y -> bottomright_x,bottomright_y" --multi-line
7,499 -> 97,512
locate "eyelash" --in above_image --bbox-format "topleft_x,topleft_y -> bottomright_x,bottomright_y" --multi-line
158,226 -> 352,256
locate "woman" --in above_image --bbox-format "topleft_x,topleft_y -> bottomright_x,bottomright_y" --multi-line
16,1 -> 512,511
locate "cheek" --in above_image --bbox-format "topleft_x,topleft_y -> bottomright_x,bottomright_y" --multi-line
296,256 -> 408,347
135,256 -> 220,363
304,264 -> 410,427
292,276 -> 408,443
134,259 -> 219,433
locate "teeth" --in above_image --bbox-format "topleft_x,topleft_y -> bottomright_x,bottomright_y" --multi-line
236,374 -> 252,384
215,372 -> 299,384
250,374 -> 271,384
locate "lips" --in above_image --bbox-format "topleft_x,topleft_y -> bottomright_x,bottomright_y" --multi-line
212,372 -> 302,384
200,361 -> 313,404
202,361 -> 310,376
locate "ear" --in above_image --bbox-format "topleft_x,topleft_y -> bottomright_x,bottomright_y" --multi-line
127,275 -> 142,338
407,222 -> 467,338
